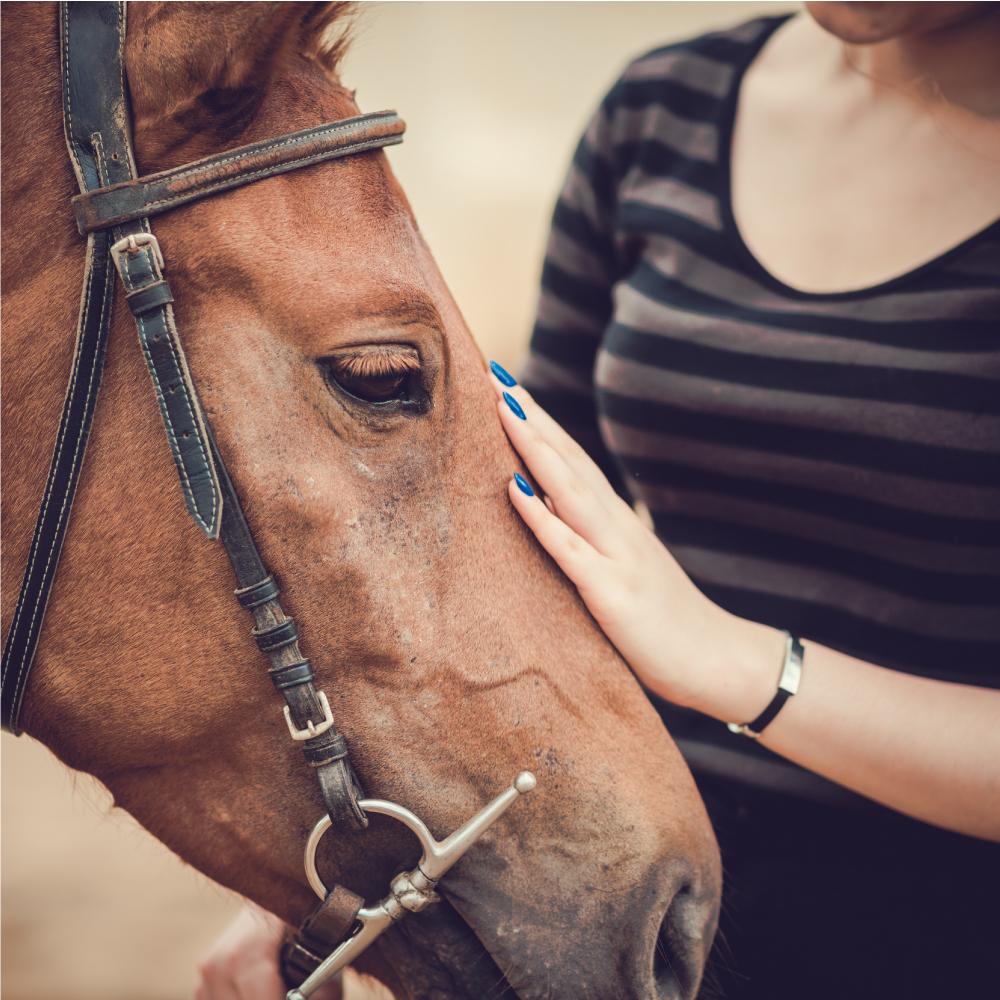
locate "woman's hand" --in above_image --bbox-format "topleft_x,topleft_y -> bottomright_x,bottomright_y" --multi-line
489,363 -> 1000,838
489,362 -> 782,723
195,903 -> 343,1000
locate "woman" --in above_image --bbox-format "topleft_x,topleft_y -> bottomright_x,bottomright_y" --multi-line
199,4 -> 1000,998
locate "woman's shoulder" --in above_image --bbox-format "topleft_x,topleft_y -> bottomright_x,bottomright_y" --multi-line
569,16 -> 792,210
602,16 -> 789,120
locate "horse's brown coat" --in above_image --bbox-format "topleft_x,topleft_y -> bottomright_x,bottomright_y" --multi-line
0,5 -> 720,997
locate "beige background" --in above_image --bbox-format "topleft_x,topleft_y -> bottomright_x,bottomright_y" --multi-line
2,3 -> 792,998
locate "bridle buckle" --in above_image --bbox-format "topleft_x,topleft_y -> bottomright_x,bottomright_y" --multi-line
109,231 -> 164,270
283,691 -> 335,741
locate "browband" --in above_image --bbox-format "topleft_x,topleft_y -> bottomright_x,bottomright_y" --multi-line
72,112 -> 405,234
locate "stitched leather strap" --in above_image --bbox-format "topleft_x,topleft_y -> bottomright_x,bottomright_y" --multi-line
281,886 -> 364,987
213,425 -> 368,831
112,237 -> 223,535
1,0 -> 124,732
5,1 -> 403,981
73,112 -> 405,234
3,3 -> 395,832
0,238 -> 115,733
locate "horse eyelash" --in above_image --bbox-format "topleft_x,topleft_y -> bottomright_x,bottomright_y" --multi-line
330,350 -> 421,379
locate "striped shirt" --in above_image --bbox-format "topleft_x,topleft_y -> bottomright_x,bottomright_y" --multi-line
522,17 -> 1000,794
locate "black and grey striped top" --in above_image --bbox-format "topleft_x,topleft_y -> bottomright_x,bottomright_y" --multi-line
522,16 -> 1000,789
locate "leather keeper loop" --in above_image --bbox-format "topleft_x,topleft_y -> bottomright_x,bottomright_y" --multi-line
125,280 -> 174,316
280,939 -> 325,986
270,659 -> 313,690
302,731 -> 350,766
280,885 -> 365,986
235,575 -> 280,609
254,617 -> 298,651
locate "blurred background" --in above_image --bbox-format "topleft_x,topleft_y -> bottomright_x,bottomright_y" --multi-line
2,3 -> 791,998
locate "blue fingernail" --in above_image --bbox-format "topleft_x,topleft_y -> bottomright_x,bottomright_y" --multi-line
490,360 -> 517,387
514,472 -> 534,497
503,391 -> 526,420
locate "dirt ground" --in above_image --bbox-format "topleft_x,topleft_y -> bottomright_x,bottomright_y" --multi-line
1,6 -> 788,999
2,734 -> 241,1000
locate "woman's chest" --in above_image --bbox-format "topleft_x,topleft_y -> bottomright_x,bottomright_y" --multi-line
593,255 -> 1000,529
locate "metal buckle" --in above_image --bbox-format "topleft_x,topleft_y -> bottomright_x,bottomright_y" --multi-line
283,691 -> 334,741
109,232 -> 164,271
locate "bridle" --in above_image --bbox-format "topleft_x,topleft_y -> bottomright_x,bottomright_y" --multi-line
0,5 -> 535,997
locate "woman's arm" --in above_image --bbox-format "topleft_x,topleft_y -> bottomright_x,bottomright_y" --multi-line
492,374 -> 1000,841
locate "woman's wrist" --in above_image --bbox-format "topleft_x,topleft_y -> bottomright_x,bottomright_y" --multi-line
663,610 -> 787,724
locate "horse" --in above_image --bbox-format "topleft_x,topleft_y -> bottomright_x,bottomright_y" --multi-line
0,4 -> 721,997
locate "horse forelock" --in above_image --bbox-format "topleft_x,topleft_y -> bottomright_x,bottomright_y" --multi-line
124,2 -> 356,155
300,1 -> 356,73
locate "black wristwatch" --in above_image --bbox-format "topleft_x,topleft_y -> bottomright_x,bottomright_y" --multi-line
727,632 -> 804,739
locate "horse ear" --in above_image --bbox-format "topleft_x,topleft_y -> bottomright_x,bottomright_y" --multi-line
124,2 -> 354,161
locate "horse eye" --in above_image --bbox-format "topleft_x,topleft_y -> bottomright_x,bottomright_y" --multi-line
321,350 -> 424,409
330,368 -> 411,404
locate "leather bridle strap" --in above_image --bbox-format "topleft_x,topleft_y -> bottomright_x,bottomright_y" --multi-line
1,0 -> 407,846
72,112 -> 404,235
0,2 -> 412,982
0,2 -> 123,731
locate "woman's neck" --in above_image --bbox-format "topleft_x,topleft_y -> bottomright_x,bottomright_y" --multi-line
844,9 -> 1000,116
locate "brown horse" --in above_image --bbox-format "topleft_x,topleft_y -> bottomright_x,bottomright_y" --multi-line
0,4 -> 720,998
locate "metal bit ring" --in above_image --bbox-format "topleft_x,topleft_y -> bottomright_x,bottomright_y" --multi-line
303,771 -> 537,899
304,797 -> 439,900
289,772 -> 537,1000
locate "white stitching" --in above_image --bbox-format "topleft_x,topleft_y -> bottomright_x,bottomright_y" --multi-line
60,3 -> 84,183
134,309 -> 206,528
9,159 -> 113,666
159,302 -> 219,532
117,3 -> 126,160
7,5 -> 110,707
149,114 -> 396,184
4,245 -> 99,685
81,122 -> 400,225
91,132 -> 107,184
126,247 -> 216,533
140,136 -> 400,211
89,135 -> 401,229
7,237 -> 113,707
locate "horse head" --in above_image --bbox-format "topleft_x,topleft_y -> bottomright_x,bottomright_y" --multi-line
0,5 -> 720,997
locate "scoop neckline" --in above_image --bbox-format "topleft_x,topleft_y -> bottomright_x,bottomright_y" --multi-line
718,14 -> 1000,303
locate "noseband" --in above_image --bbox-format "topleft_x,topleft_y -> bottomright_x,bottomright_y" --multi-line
1,4 -> 535,996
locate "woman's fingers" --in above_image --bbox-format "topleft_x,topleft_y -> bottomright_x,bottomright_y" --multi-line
196,902 -> 338,1000
507,473 -> 603,584
488,362 -> 626,508
498,398 -> 619,554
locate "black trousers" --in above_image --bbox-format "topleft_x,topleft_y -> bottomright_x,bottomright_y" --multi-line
695,772 -> 1000,1000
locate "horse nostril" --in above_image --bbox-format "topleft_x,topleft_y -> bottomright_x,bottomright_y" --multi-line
653,881 -> 703,1000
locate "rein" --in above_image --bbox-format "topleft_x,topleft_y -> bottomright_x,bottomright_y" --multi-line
1,5 -> 534,997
